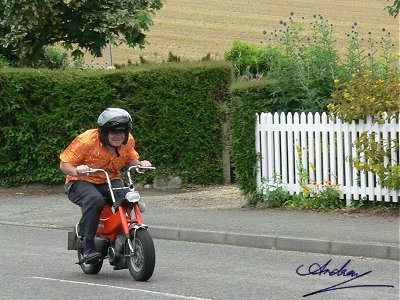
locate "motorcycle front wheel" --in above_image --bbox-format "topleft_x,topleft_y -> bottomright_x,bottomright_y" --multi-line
126,229 -> 155,281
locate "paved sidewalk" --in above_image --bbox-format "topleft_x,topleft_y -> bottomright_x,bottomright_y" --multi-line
0,185 -> 398,260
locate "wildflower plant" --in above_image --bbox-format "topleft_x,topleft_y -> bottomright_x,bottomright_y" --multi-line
258,174 -> 292,207
260,13 -> 340,112
345,23 -> 398,78
283,147 -> 343,209
283,179 -> 343,210
256,146 -> 344,210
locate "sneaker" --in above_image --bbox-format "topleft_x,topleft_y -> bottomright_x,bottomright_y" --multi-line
83,250 -> 102,264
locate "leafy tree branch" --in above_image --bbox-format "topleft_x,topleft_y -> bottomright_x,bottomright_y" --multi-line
0,0 -> 164,66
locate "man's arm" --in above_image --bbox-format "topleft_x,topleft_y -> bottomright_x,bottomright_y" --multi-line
60,161 -> 90,176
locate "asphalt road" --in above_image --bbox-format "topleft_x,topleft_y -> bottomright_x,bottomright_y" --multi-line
0,224 -> 398,300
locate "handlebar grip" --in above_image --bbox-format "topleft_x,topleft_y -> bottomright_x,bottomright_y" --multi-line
140,166 -> 156,170
128,165 -> 156,174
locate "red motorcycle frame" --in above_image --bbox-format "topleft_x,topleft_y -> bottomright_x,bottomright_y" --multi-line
68,165 -> 156,281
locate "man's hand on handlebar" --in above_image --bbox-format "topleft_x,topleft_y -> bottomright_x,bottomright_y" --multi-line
136,160 -> 153,174
76,165 -> 90,175
139,160 -> 152,168
128,160 -> 154,174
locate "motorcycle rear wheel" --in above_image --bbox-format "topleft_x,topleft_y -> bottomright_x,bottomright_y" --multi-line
77,248 -> 103,274
126,229 -> 155,281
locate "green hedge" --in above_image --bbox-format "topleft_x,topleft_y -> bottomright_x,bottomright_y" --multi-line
0,62 -> 232,187
229,79 -> 281,196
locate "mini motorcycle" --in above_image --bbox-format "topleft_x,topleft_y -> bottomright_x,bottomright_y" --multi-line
67,165 -> 156,281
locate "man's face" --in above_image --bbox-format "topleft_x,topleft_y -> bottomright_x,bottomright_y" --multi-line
108,130 -> 125,147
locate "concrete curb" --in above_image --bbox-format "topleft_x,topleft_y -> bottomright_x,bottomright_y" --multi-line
148,226 -> 399,261
1,222 -> 398,261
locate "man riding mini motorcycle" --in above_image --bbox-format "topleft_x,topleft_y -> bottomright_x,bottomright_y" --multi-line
60,108 -> 152,264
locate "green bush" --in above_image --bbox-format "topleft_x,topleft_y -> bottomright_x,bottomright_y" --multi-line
0,54 -> 11,68
35,46 -> 69,69
110,63 -> 232,184
229,79 -> 280,196
224,40 -> 289,79
0,69 -> 116,186
0,62 -> 232,187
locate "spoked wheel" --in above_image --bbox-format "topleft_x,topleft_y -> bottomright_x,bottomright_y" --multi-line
126,229 -> 155,281
77,244 -> 103,275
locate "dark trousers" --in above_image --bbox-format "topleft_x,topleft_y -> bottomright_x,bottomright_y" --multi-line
66,179 -> 126,252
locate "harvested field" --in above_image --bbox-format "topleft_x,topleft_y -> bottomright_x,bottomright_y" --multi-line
86,0 -> 399,66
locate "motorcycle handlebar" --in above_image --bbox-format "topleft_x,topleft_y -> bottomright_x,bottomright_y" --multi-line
80,166 -> 155,203
81,166 -> 155,174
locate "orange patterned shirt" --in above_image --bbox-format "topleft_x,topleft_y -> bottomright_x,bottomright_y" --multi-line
60,129 -> 139,184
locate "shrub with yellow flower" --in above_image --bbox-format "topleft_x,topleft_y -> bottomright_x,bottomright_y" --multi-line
328,72 -> 400,191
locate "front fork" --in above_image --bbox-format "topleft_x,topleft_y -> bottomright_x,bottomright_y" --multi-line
127,233 -> 135,253
126,224 -> 148,253
120,203 -> 147,254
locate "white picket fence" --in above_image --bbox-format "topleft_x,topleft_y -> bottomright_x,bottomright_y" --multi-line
255,112 -> 399,205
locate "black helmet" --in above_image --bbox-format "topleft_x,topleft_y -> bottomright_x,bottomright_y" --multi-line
97,108 -> 132,145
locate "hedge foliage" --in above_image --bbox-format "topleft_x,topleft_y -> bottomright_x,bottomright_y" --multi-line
0,62 -> 232,187
229,79 -> 281,196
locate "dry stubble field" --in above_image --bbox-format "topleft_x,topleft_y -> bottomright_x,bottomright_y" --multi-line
87,0 -> 399,66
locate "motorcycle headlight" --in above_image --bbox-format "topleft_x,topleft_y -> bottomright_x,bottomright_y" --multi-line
125,191 -> 140,203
